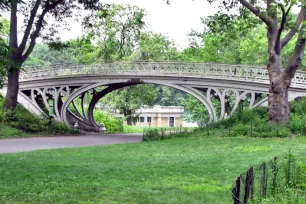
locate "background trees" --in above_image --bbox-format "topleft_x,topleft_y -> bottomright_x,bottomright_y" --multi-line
100,85 -> 157,125
84,4 -> 146,61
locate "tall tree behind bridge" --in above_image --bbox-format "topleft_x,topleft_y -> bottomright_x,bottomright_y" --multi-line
1,0 -> 103,110
84,4 -> 146,61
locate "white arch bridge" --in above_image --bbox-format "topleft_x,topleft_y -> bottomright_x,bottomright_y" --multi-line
2,62 -> 306,132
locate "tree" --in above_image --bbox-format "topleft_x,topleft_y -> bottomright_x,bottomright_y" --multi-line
129,32 -> 181,61
101,84 -> 157,125
85,4 -> 146,61
183,95 -> 209,126
0,17 -> 9,88
206,0 -> 306,124
1,0 -> 102,109
24,43 -> 77,66
154,86 -> 186,106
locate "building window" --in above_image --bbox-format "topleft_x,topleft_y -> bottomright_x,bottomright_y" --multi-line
140,117 -> 145,123
169,117 -> 175,127
147,117 -> 152,123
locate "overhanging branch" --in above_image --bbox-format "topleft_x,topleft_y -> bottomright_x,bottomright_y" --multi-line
285,24 -> 306,78
239,0 -> 274,26
281,7 -> 306,50
22,0 -> 65,61
18,0 -> 42,55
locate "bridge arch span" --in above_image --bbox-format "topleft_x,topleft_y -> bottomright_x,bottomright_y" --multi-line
60,79 -> 216,132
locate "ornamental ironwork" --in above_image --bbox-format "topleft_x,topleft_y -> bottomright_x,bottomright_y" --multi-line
19,62 -> 306,88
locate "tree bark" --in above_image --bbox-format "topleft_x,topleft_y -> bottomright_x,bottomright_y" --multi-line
125,110 -> 133,126
126,117 -> 132,126
4,0 -> 21,109
267,71 -> 290,124
4,66 -> 20,109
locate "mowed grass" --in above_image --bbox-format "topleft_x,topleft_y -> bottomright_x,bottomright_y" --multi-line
0,136 -> 306,203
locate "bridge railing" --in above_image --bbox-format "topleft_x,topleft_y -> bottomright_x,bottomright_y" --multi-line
19,62 -> 306,88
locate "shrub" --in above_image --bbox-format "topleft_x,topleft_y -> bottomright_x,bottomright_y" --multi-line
290,97 -> 306,115
290,114 -> 306,134
0,124 -> 25,138
231,123 -> 249,137
94,111 -> 123,133
0,96 -> 76,135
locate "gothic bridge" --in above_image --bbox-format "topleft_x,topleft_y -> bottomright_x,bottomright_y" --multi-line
2,62 -> 306,132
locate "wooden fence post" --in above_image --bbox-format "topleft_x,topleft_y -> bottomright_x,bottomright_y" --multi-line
260,162 -> 268,197
244,167 -> 254,203
232,176 -> 241,204
272,156 -> 278,195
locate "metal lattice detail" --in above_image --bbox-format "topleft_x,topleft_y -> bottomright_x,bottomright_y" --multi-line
19,62 -> 306,88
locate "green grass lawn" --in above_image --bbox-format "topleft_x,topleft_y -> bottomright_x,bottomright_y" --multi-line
0,136 -> 306,203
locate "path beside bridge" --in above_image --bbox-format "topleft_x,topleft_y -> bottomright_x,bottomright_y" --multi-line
0,133 -> 143,154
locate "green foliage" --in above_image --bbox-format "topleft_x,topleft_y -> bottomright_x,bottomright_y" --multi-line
0,96 -> 76,136
154,86 -> 186,106
101,84 -> 157,125
0,17 -> 8,87
289,114 -> 306,134
94,111 -> 123,133
0,124 -> 25,138
183,94 -> 209,126
143,127 -> 195,141
290,97 -> 306,115
85,4 -> 147,61
130,32 -> 181,61
247,152 -> 306,203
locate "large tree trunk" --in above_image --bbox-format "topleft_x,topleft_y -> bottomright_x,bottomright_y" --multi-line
4,66 -> 20,109
4,0 -> 21,110
267,72 -> 290,124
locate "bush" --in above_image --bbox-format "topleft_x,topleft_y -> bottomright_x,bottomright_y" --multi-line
231,123 -> 249,137
94,111 -> 123,133
290,97 -> 306,115
0,124 -> 25,138
143,129 -> 162,141
290,114 -> 306,134
0,96 -> 76,135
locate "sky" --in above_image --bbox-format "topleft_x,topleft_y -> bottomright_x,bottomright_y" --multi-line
61,0 -> 219,49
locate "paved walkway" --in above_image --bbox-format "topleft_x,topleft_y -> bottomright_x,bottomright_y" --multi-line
0,133 -> 143,154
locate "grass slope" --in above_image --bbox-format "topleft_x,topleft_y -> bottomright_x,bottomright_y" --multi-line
0,136 -> 305,203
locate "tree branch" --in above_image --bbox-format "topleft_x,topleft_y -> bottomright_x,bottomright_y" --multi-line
274,4 -> 288,54
22,0 -> 65,61
285,23 -> 306,78
281,7 -> 306,50
239,0 -> 274,26
18,0 -> 42,55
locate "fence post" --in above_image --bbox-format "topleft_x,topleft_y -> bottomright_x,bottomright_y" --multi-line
260,162 -> 268,197
244,166 -> 254,203
232,176 -> 241,204
271,156 -> 278,195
